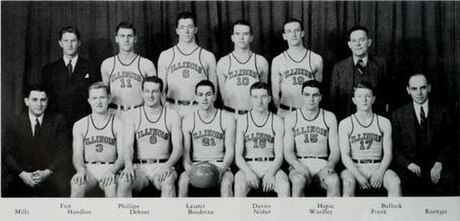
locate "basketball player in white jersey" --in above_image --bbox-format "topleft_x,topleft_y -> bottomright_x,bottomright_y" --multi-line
271,18 -> 323,118
101,22 -> 156,116
284,80 -> 341,197
179,80 -> 235,197
234,82 -> 290,197
157,12 -> 217,118
117,76 -> 182,197
71,82 -> 124,197
217,20 -> 269,118
339,82 -> 401,196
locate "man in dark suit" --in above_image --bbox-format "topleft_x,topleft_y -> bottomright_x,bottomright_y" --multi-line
2,85 -> 70,197
392,73 -> 456,196
329,26 -> 388,121
38,26 -> 100,128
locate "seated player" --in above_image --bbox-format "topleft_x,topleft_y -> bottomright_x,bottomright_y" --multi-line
70,82 -> 124,197
234,82 -> 290,197
284,80 -> 341,197
178,80 -> 235,197
339,82 -> 401,197
117,76 -> 182,197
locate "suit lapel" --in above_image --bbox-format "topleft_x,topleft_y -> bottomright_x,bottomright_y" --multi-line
23,112 -> 33,138
404,103 -> 418,148
345,57 -> 354,91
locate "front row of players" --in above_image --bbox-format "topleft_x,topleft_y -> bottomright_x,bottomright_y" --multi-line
70,76 -> 401,197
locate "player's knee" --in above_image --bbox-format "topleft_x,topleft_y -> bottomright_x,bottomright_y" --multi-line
325,173 -> 341,189
178,172 -> 190,187
340,170 -> 355,188
385,173 -> 401,190
221,172 -> 234,187
290,173 -> 307,187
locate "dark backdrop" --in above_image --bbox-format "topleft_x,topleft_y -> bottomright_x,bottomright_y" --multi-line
1,1 -> 459,191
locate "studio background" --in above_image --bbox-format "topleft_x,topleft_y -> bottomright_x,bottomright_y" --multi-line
1,1 -> 459,191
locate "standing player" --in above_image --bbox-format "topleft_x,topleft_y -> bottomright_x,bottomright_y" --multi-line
70,82 -> 124,197
234,82 -> 290,197
157,12 -> 217,117
179,80 -> 235,197
101,22 -> 156,115
271,18 -> 323,118
117,76 -> 182,197
284,80 -> 341,197
339,82 -> 401,197
217,20 -> 269,117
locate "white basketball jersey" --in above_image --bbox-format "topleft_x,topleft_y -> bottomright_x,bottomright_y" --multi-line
280,50 -> 317,107
135,106 -> 171,160
167,46 -> 207,101
191,109 -> 225,161
109,55 -> 145,106
243,111 -> 275,159
349,114 -> 383,160
84,115 -> 117,162
293,109 -> 329,158
224,53 -> 261,110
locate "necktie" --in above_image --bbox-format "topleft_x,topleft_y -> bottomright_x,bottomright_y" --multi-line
420,106 -> 427,129
34,118 -> 41,137
356,59 -> 365,74
67,59 -> 73,76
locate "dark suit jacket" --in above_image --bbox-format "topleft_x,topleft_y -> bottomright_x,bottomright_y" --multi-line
2,111 -> 71,196
38,56 -> 100,126
328,56 -> 388,120
391,102 -> 454,171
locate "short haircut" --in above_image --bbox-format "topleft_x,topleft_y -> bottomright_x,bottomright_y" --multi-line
352,82 -> 375,96
59,26 -> 80,40
88,82 -> 110,96
233,20 -> 252,35
283,18 -> 304,32
249,82 -> 271,96
348,26 -> 370,40
407,73 -> 430,86
302,80 -> 323,94
116,22 -> 137,36
142,76 -> 164,92
195,80 -> 215,94
176,11 -> 197,27
24,84 -> 47,98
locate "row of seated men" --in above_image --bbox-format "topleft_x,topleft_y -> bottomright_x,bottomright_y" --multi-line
2,73 -> 456,197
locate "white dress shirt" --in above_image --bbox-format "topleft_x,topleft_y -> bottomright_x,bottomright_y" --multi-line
413,100 -> 429,125
63,55 -> 79,73
29,112 -> 44,136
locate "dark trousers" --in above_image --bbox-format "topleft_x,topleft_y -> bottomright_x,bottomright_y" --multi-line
398,167 -> 456,196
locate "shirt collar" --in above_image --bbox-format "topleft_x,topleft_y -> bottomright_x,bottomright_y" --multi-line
29,111 -> 44,126
63,55 -> 79,66
353,55 -> 368,66
413,99 -> 429,118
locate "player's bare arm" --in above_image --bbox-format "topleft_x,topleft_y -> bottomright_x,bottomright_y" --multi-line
270,56 -> 283,107
319,111 -> 340,178
370,116 -> 392,188
119,110 -> 137,183
216,56 -> 229,102
255,54 -> 269,83
100,58 -> 115,86
181,113 -> 194,173
101,118 -> 125,188
262,115 -> 284,192
71,119 -> 88,185
283,111 -> 309,176
235,115 -> 259,188
140,57 -> 157,77
339,119 -> 370,189
157,49 -> 173,99
311,52 -> 324,82
221,111 -> 236,176
158,108 -> 183,182
202,50 -> 218,94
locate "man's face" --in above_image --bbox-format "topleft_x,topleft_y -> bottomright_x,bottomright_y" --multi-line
115,28 -> 136,52
282,22 -> 304,47
59,32 -> 80,57
348,30 -> 372,57
352,88 -> 375,112
231,24 -> 252,49
143,82 -> 162,108
195,85 -> 215,111
302,87 -> 322,111
176,18 -> 197,43
407,75 -> 431,105
250,88 -> 270,113
24,91 -> 48,117
88,88 -> 109,114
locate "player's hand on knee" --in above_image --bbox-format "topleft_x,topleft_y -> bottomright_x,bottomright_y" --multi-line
369,170 -> 384,189
262,174 -> 275,192
317,166 -> 333,182
245,171 -> 259,189
157,165 -> 172,183
72,171 -> 88,185
101,171 -> 116,187
356,174 -> 370,190
430,163 -> 442,184
408,163 -> 421,177
120,166 -> 135,183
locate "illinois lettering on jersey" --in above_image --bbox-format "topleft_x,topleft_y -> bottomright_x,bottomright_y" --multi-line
293,109 -> 329,158
224,53 -> 261,110
191,109 -> 225,161
243,111 -> 275,159
84,114 -> 117,162
135,106 -> 171,160
167,46 -> 207,101
348,114 -> 383,160
109,55 -> 145,106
